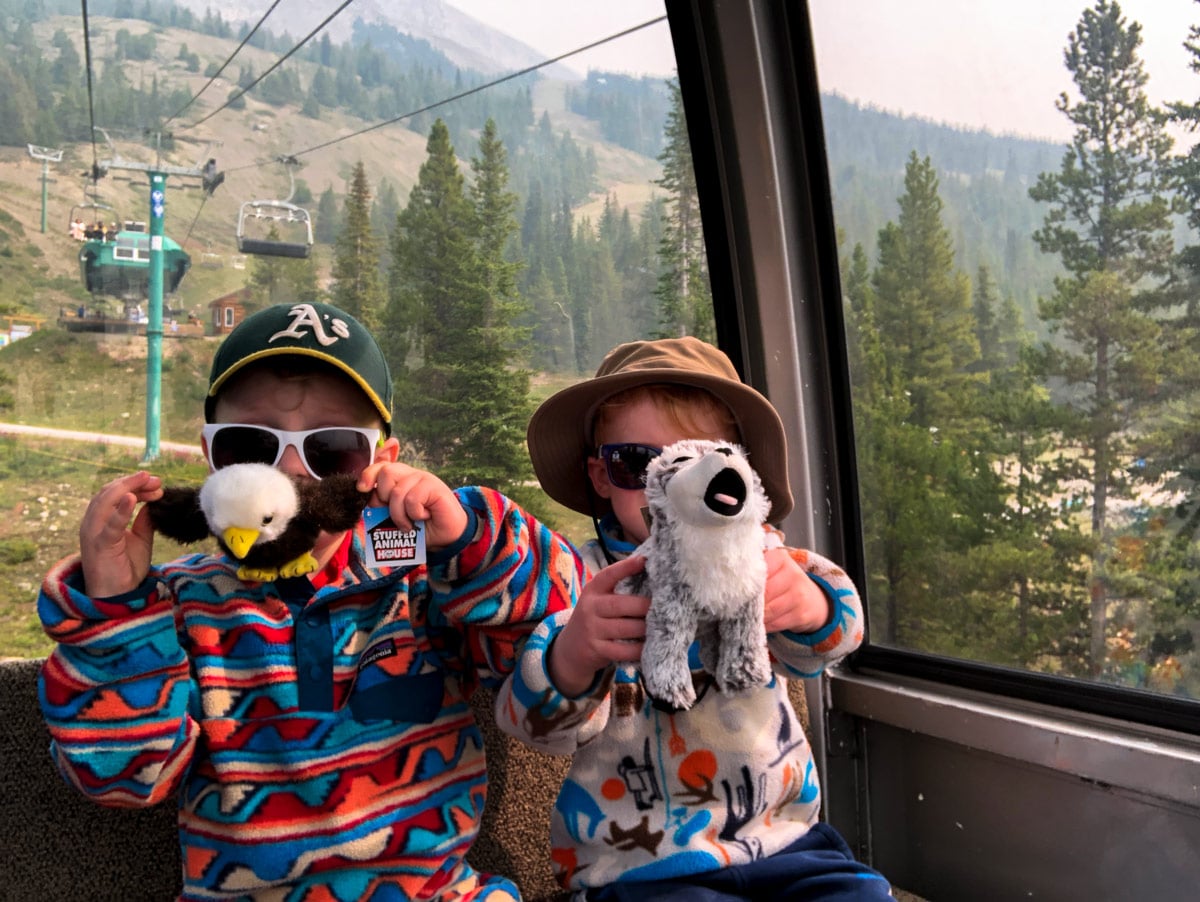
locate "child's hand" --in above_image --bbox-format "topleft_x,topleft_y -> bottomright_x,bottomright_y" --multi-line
359,461 -> 468,551
549,555 -> 649,697
763,547 -> 831,634
79,471 -> 163,599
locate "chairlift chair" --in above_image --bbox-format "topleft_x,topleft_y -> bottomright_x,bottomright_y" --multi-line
236,156 -> 314,259
70,192 -> 115,241
236,200 -> 313,259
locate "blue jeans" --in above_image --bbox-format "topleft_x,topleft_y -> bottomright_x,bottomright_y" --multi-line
585,823 -> 892,901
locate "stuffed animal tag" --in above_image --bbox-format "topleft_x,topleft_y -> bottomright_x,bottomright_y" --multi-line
624,439 -> 772,711
363,507 -> 426,567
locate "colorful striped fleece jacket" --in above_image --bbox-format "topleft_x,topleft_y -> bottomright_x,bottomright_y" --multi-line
37,486 -> 583,902
494,527 -> 864,895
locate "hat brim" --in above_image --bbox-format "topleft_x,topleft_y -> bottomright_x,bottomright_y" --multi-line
528,368 -> 793,522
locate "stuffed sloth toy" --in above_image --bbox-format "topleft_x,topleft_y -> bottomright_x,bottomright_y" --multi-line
619,438 -> 773,711
146,463 -> 370,582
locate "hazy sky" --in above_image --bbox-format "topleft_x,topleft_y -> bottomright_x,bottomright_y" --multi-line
808,0 -> 1200,143
444,0 -> 1200,144
442,0 -> 674,79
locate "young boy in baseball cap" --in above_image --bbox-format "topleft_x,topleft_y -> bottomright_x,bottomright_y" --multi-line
497,336 -> 891,899
38,301 -> 583,901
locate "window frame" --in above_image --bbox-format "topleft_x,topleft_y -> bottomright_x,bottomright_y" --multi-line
667,1 -> 1200,888
667,0 -> 1200,738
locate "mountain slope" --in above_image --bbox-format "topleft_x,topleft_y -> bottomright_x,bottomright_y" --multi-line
0,10 -> 662,322
167,0 -> 578,78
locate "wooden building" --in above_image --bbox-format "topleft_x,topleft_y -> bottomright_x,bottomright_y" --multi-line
209,288 -> 251,335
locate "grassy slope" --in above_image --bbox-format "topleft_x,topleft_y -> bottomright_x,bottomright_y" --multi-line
0,436 -> 210,658
0,327 -> 213,657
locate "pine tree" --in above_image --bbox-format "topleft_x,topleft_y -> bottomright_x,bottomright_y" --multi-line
462,118 -> 533,490
570,217 -> 623,368
1127,12 -> 1200,696
0,58 -> 37,144
371,179 -> 401,246
971,265 -> 1002,373
973,266 -> 1092,673
1029,0 -> 1177,677
386,119 -> 532,494
853,155 -> 1003,648
329,162 -> 384,330
626,197 -> 667,345
385,119 -> 473,388
841,241 -> 874,393
314,187 -> 339,244
311,67 -> 336,107
516,178 -> 565,370
653,79 -> 713,340
872,153 -> 983,433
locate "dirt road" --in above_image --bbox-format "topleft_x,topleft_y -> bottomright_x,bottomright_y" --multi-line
0,422 -> 203,458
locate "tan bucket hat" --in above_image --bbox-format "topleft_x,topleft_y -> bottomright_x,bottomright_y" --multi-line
527,336 -> 793,522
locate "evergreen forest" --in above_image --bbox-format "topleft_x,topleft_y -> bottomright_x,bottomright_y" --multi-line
841,0 -> 1200,699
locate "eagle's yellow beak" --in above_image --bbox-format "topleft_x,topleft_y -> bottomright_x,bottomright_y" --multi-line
222,526 -> 260,559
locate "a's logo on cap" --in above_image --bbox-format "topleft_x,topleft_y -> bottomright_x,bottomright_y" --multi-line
269,304 -> 350,347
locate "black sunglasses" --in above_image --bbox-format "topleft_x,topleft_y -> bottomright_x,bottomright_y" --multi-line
202,424 -> 381,479
596,442 -> 663,490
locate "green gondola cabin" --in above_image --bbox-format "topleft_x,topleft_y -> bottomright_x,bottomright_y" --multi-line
79,222 -> 191,298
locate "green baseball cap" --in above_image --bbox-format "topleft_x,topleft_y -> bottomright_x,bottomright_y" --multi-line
206,302 -> 393,434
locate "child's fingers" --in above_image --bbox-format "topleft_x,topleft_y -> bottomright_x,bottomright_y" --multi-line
363,464 -> 422,527
597,591 -> 650,621
602,608 -> 647,641
78,472 -> 162,599
356,460 -> 389,497
591,554 -> 645,592
82,473 -> 156,543
366,463 -> 467,548
602,637 -> 644,663
128,503 -> 158,546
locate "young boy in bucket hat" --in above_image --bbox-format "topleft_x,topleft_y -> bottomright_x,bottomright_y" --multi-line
37,301 -> 583,901
496,336 -> 892,900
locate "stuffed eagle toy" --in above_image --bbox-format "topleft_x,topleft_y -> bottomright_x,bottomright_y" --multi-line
619,438 -> 773,711
147,463 -> 370,582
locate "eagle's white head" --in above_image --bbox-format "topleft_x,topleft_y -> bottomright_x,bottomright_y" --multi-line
198,463 -> 299,559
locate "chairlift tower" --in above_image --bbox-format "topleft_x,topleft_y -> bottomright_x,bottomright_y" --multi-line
94,128 -> 218,462
26,145 -> 63,234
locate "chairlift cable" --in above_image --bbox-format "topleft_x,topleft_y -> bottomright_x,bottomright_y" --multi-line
217,15 -> 670,174
292,16 -> 669,158
79,0 -> 103,189
179,13 -> 669,246
182,0 -> 357,130
181,192 -> 210,248
163,0 -> 287,127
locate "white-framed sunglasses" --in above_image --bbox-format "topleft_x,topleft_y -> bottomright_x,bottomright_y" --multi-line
201,424 -> 381,480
